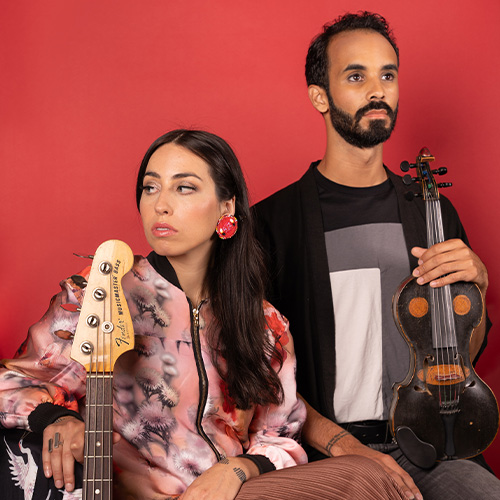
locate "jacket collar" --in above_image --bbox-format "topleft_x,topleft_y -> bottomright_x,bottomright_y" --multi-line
147,252 -> 183,290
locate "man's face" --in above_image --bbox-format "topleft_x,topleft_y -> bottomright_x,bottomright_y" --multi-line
325,29 -> 399,148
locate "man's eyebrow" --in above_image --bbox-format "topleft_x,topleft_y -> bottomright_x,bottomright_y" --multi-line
382,64 -> 398,72
343,63 -> 366,72
342,63 -> 399,72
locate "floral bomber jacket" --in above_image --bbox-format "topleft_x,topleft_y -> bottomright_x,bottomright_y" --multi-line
0,255 -> 307,498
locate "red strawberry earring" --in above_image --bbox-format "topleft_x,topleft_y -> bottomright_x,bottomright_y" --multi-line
215,214 -> 238,239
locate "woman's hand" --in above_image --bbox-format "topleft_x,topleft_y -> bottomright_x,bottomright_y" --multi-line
42,416 -> 85,492
179,457 -> 259,500
42,415 -> 121,492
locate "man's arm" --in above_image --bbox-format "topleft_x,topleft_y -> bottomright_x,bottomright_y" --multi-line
299,395 -> 422,500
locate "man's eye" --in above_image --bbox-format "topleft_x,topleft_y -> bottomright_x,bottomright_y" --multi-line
382,73 -> 395,81
348,73 -> 363,82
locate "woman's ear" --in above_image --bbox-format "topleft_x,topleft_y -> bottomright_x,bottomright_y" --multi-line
221,196 -> 236,216
308,85 -> 329,114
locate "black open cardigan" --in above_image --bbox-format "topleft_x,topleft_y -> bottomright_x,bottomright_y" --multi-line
253,162 -> 490,423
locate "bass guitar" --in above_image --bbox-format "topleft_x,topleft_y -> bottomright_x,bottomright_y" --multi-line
390,148 -> 499,468
70,240 -> 134,499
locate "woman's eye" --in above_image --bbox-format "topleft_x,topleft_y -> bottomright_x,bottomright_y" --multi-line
142,184 -> 157,194
178,185 -> 196,194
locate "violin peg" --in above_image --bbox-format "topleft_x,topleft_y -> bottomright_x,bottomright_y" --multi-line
402,174 -> 417,186
400,160 -> 410,172
432,167 -> 447,176
404,191 -> 422,201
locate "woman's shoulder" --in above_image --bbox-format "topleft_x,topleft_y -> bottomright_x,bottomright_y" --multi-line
262,301 -> 291,347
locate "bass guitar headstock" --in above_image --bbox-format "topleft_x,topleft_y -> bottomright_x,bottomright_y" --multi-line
400,147 -> 452,201
71,240 -> 134,373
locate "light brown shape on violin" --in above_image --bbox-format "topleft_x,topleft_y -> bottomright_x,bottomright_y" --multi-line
417,364 -> 470,386
453,295 -> 471,315
408,297 -> 428,318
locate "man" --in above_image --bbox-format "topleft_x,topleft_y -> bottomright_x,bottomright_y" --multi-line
253,12 -> 499,500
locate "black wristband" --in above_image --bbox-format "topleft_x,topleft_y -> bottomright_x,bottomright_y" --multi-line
236,454 -> 276,474
28,402 -> 83,434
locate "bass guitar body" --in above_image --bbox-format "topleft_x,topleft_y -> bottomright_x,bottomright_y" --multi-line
391,276 -> 499,462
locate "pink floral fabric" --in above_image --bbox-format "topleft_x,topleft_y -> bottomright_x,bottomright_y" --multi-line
0,256 -> 307,498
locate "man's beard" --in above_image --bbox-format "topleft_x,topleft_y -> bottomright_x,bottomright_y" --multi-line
326,90 -> 398,149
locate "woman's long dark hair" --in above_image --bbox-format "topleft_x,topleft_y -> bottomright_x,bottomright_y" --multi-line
136,129 -> 283,409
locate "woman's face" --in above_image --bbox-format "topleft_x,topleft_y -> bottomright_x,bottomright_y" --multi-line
139,143 -> 234,267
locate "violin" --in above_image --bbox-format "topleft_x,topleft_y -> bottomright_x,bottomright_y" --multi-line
70,240 -> 134,499
390,148 -> 499,468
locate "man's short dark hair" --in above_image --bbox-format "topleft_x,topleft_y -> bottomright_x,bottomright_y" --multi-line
305,11 -> 399,90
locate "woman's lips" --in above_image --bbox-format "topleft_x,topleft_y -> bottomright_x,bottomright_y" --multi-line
152,223 -> 177,237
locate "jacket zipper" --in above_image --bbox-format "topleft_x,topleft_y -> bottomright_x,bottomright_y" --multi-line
189,299 -> 222,461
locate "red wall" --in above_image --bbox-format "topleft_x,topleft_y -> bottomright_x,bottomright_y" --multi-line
1,0 -> 499,473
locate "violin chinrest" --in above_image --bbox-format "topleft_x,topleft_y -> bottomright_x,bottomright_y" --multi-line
396,426 -> 437,469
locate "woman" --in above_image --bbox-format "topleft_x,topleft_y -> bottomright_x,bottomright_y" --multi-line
0,130 -> 406,500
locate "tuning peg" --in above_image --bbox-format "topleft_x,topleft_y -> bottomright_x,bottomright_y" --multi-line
73,253 -> 94,259
71,275 -> 88,288
438,182 -> 452,188
400,161 -> 414,172
432,167 -> 447,176
402,174 -> 418,186
61,303 -> 81,313
404,191 -> 422,201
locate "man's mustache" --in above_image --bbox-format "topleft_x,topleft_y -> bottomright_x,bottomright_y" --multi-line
354,101 -> 395,124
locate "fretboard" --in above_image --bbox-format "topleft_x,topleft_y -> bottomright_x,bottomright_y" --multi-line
83,374 -> 114,500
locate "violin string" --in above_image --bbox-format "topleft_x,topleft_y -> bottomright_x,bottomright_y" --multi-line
432,197 -> 460,408
425,193 -> 442,402
436,198 -> 460,406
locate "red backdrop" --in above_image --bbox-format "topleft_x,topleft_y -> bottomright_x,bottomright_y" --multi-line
1,0 -> 499,472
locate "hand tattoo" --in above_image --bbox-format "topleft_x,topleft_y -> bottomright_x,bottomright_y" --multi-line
325,430 -> 349,457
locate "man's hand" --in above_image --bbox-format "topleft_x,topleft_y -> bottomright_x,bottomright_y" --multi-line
331,432 -> 422,500
411,239 -> 488,294
411,239 -> 488,358
299,396 -> 422,500
179,457 -> 259,500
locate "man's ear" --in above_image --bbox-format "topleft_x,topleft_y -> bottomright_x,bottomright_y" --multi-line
308,85 -> 329,114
